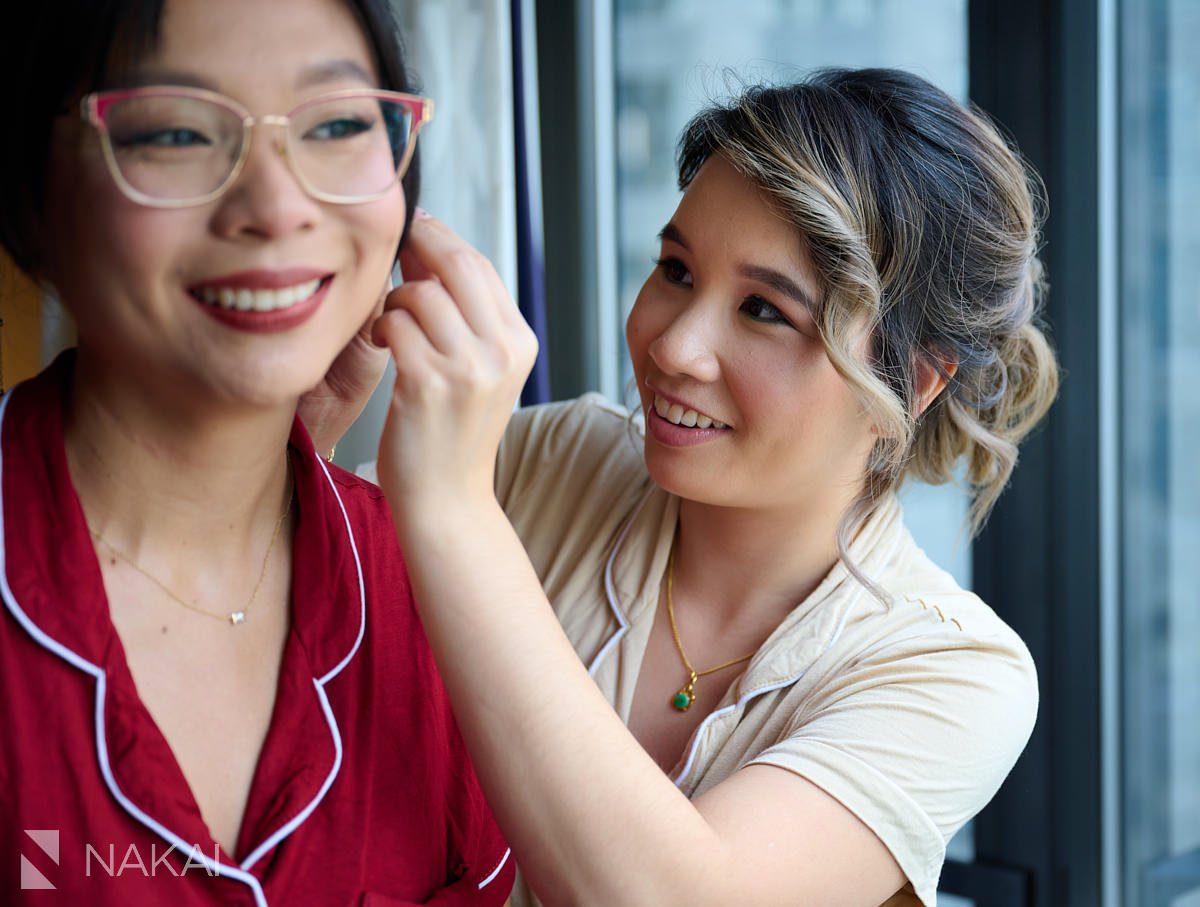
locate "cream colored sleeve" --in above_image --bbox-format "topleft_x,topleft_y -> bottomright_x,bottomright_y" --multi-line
747,624 -> 1038,907
494,399 -> 567,512
495,393 -> 639,512
493,393 -> 646,574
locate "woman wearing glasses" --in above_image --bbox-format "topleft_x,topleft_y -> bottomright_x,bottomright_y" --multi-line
346,70 -> 1058,905
0,1 -> 513,904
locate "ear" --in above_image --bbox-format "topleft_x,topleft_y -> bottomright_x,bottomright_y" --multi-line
914,348 -> 959,416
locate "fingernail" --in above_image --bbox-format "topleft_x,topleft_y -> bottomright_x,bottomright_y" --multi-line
414,207 -> 432,220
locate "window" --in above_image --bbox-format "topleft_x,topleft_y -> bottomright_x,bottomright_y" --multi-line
1119,0 -> 1200,902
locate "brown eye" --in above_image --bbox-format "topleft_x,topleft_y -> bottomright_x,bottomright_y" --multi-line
654,256 -> 693,287
740,295 -> 788,324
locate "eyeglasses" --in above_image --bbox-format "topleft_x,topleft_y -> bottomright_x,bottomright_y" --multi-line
81,86 -> 434,208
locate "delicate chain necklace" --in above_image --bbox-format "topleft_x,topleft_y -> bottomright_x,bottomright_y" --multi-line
665,543 -> 756,712
88,466 -> 294,627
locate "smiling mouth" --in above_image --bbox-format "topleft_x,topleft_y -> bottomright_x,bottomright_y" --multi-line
188,276 -> 332,313
652,394 -> 727,430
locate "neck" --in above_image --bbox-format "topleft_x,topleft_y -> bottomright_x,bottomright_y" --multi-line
64,349 -> 296,554
672,488 -> 861,634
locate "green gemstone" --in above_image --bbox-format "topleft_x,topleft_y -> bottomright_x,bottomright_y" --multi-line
672,691 -> 692,711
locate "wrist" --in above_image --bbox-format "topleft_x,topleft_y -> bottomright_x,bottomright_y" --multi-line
389,485 -> 501,534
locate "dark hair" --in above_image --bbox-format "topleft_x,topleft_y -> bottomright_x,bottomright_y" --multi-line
676,69 -> 1058,584
0,0 -> 421,276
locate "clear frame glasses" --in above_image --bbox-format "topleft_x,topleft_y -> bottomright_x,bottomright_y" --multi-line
81,86 -> 434,208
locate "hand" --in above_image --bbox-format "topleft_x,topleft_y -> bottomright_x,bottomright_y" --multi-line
298,288 -> 391,457
372,213 -> 538,517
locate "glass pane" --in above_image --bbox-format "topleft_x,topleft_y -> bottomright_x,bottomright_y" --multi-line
1119,0 -> 1200,904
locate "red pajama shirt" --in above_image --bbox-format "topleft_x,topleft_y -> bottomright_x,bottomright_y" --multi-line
0,355 -> 514,906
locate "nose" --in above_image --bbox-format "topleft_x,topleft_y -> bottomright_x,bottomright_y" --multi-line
646,301 -> 721,384
209,125 -> 321,241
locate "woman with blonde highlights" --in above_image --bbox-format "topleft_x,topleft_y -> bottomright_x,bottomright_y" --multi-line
338,67 -> 1057,906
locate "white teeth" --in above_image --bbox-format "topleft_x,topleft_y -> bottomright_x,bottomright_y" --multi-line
653,394 -> 725,430
194,278 -> 323,313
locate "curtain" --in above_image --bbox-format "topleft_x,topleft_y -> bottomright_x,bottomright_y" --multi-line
337,0 -> 550,467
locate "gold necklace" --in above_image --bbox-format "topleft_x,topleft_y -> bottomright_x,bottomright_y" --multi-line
665,543 -> 755,712
88,468 -> 294,627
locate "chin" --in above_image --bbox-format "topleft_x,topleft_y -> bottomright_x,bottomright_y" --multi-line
643,447 -> 734,507
201,355 -> 328,410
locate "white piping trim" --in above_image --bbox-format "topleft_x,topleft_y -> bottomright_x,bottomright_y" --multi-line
238,679 -> 345,872
670,526 -> 905,789
587,492 -> 651,676
0,392 -> 269,907
238,450 -> 368,871
0,400 -> 371,900
312,454 -> 367,686
477,847 -> 512,890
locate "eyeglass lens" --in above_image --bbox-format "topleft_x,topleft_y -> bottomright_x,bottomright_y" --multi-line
101,94 -> 415,202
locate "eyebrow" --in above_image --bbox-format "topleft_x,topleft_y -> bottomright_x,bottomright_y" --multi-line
120,59 -> 377,93
295,59 -> 378,89
122,68 -> 218,91
658,222 -> 690,251
737,264 -> 818,313
658,221 -> 819,312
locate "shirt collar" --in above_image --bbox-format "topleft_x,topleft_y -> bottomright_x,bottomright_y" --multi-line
601,483 -> 910,692
0,349 -> 365,683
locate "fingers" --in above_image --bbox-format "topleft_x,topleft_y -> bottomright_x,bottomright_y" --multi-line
400,214 -> 510,339
377,212 -> 539,394
381,279 -> 470,357
372,305 -> 437,383
397,244 -> 440,288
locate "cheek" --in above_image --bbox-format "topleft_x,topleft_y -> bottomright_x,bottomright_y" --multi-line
350,191 -> 406,268
735,350 -> 868,451
333,192 -> 406,316
625,287 -> 666,376
45,154 -> 201,317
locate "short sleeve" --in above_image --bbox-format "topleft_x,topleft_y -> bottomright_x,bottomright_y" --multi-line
747,624 -> 1038,906
494,394 -> 633,511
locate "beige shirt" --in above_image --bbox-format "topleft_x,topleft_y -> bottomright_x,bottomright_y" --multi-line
491,394 -> 1038,907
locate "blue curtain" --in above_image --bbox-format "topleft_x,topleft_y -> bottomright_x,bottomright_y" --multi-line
511,0 -> 551,406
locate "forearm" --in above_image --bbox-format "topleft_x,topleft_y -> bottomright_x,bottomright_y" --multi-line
393,498 -> 731,907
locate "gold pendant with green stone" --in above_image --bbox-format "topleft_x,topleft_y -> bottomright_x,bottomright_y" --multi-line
671,674 -> 698,711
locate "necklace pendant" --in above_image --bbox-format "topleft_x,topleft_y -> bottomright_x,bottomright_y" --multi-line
671,686 -> 695,712
229,611 -> 246,626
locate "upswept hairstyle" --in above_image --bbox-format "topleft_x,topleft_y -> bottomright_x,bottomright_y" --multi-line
0,0 -> 421,278
678,69 -> 1058,567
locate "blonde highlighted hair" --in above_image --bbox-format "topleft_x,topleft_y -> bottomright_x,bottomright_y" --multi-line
678,69 -> 1058,588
